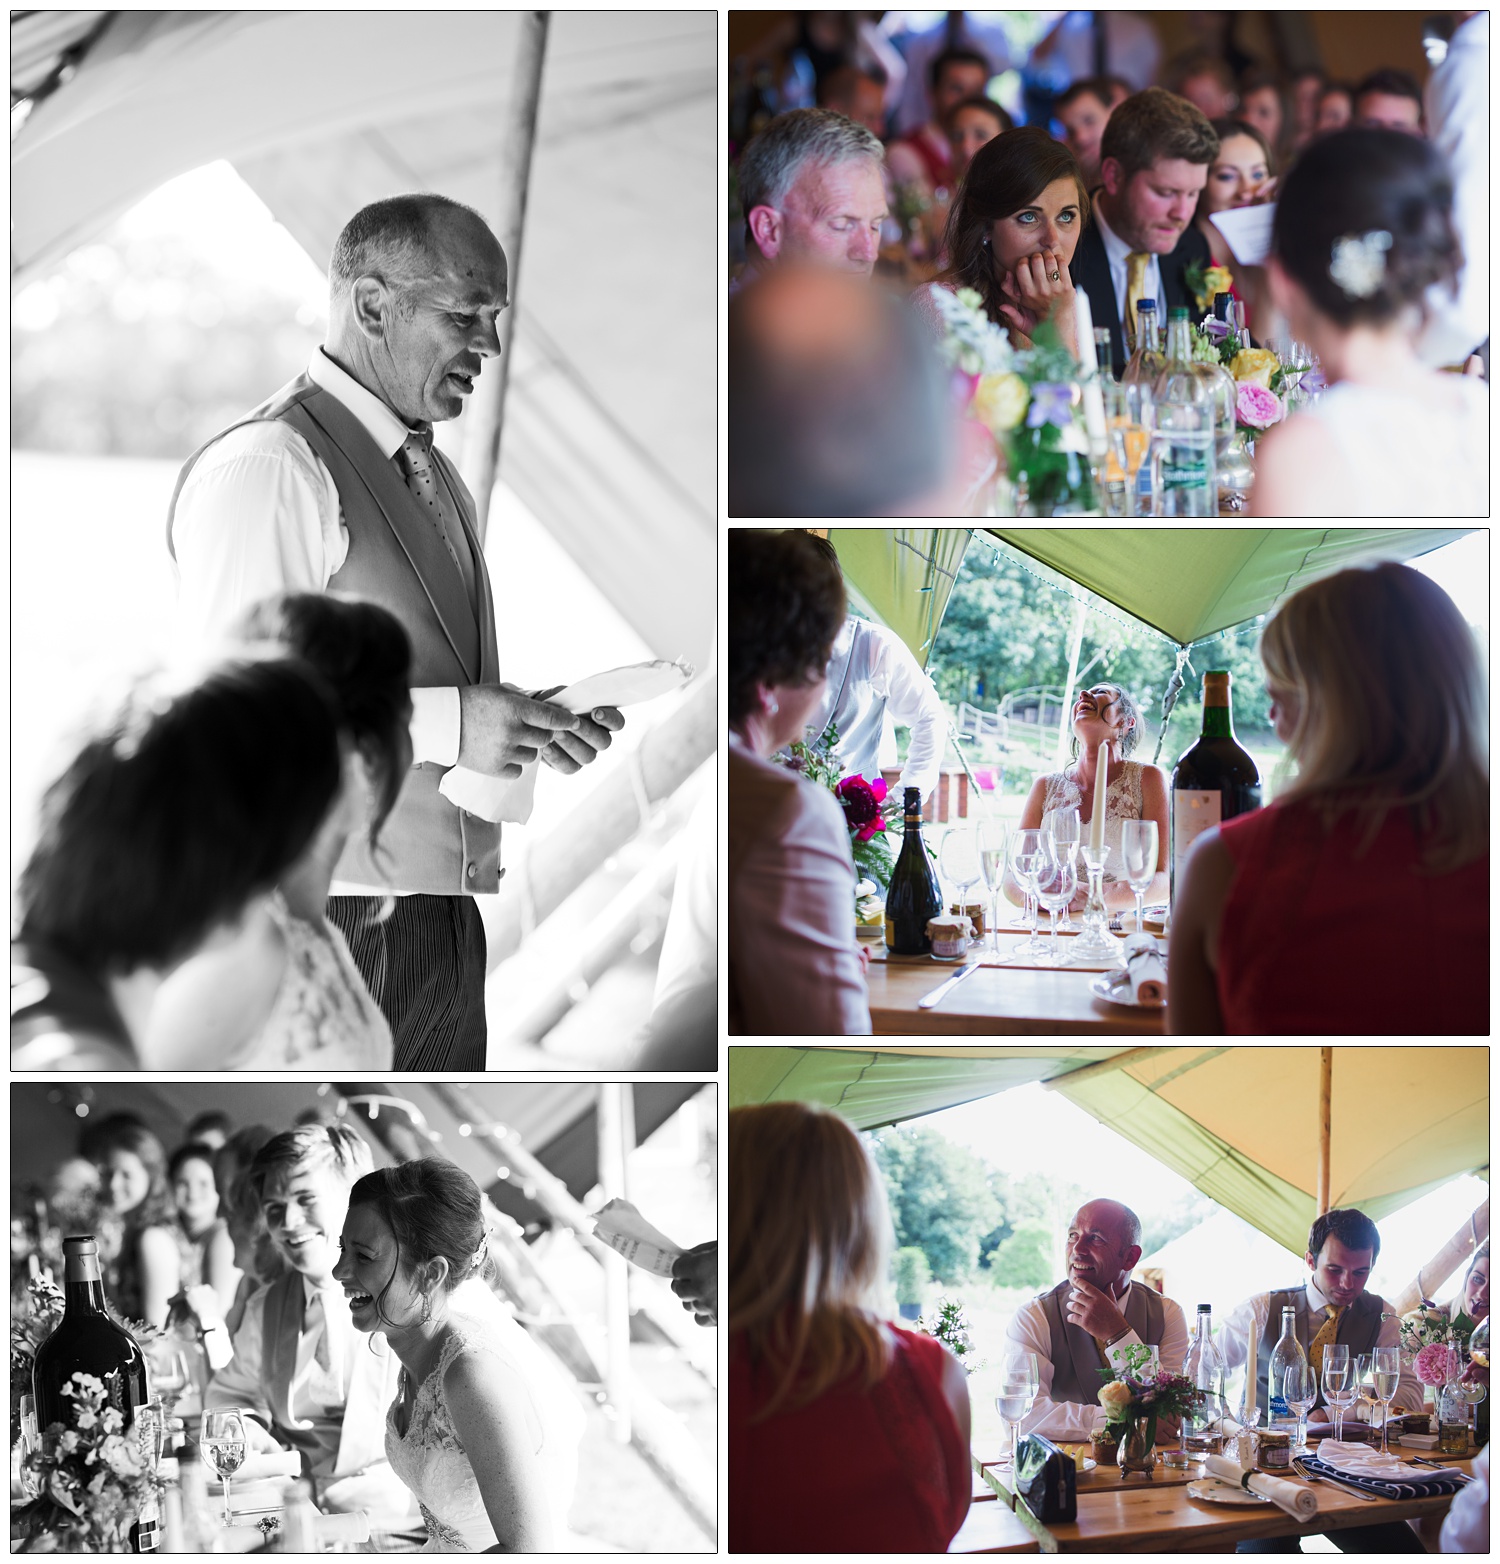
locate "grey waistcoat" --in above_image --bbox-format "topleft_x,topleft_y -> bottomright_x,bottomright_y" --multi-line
1037,1277 -> 1168,1406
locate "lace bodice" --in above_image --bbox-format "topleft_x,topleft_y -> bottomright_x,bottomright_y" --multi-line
231,894 -> 392,1070
385,1308 -> 583,1552
1040,761 -> 1147,883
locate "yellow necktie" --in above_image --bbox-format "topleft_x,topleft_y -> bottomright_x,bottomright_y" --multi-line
1125,252 -> 1150,348
1309,1304 -> 1344,1375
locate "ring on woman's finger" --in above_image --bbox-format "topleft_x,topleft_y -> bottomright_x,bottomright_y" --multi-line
1048,271 -> 1060,282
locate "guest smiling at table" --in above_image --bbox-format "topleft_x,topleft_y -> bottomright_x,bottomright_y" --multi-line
943,94 -> 1014,185
1249,128 -> 1488,518
78,1114 -> 182,1329
1004,1198 -> 1187,1442
728,1101 -> 971,1553
1005,682 -> 1168,914
728,530 -> 870,1034
1169,562 -> 1488,1035
918,126 -> 1091,357
165,1139 -> 241,1355
1219,1207 -> 1424,1555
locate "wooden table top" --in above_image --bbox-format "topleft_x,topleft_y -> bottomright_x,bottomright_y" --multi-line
865,933 -> 1165,1037
959,1452 -> 1477,1553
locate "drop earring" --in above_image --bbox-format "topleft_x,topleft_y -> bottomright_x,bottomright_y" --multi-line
420,1290 -> 432,1325
766,696 -> 779,716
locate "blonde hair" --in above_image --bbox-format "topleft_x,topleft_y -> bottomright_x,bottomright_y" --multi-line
729,1102 -> 893,1418
1258,562 -> 1487,872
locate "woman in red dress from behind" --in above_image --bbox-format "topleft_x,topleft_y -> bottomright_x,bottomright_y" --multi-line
1170,560 -> 1488,1035
729,1102 -> 972,1553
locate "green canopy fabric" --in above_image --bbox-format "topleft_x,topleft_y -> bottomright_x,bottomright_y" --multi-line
728,1045 -> 1488,1255
831,527 -> 1475,658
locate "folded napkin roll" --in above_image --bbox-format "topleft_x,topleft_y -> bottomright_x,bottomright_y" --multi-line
1122,932 -> 1167,1004
1204,1454 -> 1319,1518
1316,1441 -> 1465,1482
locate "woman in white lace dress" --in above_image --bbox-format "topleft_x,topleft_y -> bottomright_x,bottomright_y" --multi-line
1005,682 -> 1169,913
145,595 -> 411,1069
1251,127 -> 1487,518
334,1160 -> 584,1552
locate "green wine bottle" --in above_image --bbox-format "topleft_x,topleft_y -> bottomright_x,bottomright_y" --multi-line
884,787 -> 943,955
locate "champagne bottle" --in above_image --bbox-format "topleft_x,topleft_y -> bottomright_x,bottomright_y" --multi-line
884,786 -> 942,955
32,1235 -> 149,1435
1267,1306 -> 1308,1434
1170,670 -> 1262,895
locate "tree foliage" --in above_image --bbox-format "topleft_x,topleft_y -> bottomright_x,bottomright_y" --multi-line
989,1222 -> 1055,1289
893,1246 -> 932,1306
869,1126 -> 1001,1285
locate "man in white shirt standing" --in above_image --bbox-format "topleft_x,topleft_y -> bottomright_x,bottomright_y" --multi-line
170,194 -> 622,1069
206,1125 -> 407,1516
1220,1207 -> 1424,1556
1005,1198 -> 1188,1441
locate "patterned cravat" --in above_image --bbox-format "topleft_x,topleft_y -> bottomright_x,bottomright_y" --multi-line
1124,252 -> 1151,349
1308,1303 -> 1344,1375
398,429 -> 465,576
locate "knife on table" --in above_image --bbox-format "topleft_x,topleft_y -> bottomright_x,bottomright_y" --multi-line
917,963 -> 981,1010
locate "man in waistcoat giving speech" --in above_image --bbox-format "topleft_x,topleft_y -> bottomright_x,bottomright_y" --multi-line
169,195 -> 623,1070
1004,1198 -> 1188,1439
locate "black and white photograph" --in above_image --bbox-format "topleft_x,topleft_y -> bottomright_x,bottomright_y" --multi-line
11,1079 -> 717,1551
11,11 -> 717,1073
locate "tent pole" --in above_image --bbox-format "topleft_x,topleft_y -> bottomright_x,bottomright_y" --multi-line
1040,1046 -> 1174,1089
465,10 -> 550,547
1052,591 -> 1090,768
1316,1047 -> 1332,1215
598,1084 -> 634,1443
1389,1201 -> 1490,1315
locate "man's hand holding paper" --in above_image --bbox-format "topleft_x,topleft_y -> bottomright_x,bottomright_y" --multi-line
455,685 -> 583,778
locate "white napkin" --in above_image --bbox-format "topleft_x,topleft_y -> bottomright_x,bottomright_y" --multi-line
1204,1454 -> 1318,1518
592,1197 -> 684,1278
1316,1441 -> 1464,1482
438,658 -> 693,824
1123,932 -> 1166,1003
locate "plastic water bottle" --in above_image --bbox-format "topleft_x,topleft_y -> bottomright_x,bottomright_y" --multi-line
1150,307 -> 1220,516
1183,1303 -> 1226,1451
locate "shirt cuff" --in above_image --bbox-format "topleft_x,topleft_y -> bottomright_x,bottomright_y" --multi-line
411,687 -> 461,768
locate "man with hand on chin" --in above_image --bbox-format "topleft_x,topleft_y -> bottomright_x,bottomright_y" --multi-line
205,1126 -> 410,1518
1004,1198 -> 1188,1440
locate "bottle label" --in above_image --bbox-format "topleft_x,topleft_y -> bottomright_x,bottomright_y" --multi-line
1173,789 -> 1221,867
1269,1394 -> 1290,1418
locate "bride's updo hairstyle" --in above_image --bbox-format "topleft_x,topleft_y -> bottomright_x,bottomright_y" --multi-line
1271,128 -> 1461,328
347,1159 -> 496,1329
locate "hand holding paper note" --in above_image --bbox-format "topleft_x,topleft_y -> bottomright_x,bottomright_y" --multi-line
1209,203 -> 1276,268
593,1197 -> 685,1278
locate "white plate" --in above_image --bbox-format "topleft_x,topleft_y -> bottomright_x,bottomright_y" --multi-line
1187,1478 -> 1270,1506
1090,974 -> 1166,1010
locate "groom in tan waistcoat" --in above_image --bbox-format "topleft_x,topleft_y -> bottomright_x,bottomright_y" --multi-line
169,194 -> 623,1069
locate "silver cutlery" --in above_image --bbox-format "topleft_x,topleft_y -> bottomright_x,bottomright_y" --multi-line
917,962 -> 981,1009
1290,1458 -> 1379,1502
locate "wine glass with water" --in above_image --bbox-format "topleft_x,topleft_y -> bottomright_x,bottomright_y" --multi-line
1371,1346 -> 1401,1456
1321,1344 -> 1356,1442
1007,829 -> 1049,959
1034,838 -> 1079,964
1042,806 -> 1081,930
1119,819 -> 1159,935
201,1408 -> 247,1527
995,1352 -> 1040,1467
977,817 -> 1009,956
1283,1362 -> 1317,1454
939,824 -> 983,946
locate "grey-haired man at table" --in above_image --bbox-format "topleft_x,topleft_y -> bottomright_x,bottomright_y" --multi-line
1004,1198 -> 1188,1439
1220,1206 -> 1423,1554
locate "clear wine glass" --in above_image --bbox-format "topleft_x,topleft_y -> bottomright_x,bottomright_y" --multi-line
977,817 -> 1009,956
201,1408 -> 247,1528
1371,1346 -> 1401,1456
1034,838 -> 1078,964
1119,819 -> 1159,935
1110,383 -> 1155,519
1007,828 -> 1049,959
1321,1345 -> 1355,1443
939,824 -> 983,946
148,1342 -> 192,1441
1283,1362 -> 1317,1454
994,1351 -> 1041,1467
1042,805 -> 1081,930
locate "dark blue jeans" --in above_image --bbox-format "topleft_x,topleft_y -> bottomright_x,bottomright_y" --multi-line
1236,1521 -> 1423,1552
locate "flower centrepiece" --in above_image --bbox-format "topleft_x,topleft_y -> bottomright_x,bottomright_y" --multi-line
1096,1342 -> 1206,1452
1192,321 -> 1287,434
1184,259 -> 1235,314
778,723 -> 899,893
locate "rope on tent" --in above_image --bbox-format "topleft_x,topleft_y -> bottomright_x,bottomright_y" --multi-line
626,747 -> 654,834
1153,645 -> 1195,766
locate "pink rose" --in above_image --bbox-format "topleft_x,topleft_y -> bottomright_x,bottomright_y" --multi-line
1236,382 -> 1283,430
1414,1342 -> 1457,1385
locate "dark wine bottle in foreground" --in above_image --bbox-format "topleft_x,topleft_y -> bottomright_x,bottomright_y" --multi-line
1170,669 -> 1262,895
884,786 -> 943,955
32,1234 -> 150,1436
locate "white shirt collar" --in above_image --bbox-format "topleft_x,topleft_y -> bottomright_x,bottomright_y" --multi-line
301,1272 -> 343,1308
1092,201 -> 1135,273
307,347 -> 420,460
1305,1276 -> 1339,1314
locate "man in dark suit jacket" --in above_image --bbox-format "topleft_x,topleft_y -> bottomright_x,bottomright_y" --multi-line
1068,87 -> 1219,375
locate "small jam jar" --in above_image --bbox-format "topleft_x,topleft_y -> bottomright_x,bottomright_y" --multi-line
927,916 -> 972,961
1255,1430 -> 1292,1470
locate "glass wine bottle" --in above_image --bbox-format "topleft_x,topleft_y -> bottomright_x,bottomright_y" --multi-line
1121,299 -> 1164,388
884,786 -> 943,955
1170,670 -> 1262,895
32,1235 -> 150,1435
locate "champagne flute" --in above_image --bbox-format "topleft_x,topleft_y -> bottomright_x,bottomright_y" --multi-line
1008,829 -> 1048,959
1034,838 -> 1079,964
1283,1362 -> 1317,1455
1119,819 -> 1159,935
1042,805 -> 1081,930
201,1409 -> 247,1528
1321,1345 -> 1355,1443
977,817 -> 1009,956
1371,1346 -> 1401,1456
939,823 -> 983,946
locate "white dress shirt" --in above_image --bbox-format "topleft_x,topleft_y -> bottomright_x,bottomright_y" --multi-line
207,1274 -> 352,1428
1419,11 -> 1488,366
172,348 -> 464,772
1439,1441 -> 1488,1552
1219,1279 -> 1422,1416
1005,1285 -> 1189,1440
804,618 -> 948,802
1092,204 -> 1164,341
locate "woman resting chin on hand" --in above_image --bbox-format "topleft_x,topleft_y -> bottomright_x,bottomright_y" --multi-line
999,246 -> 1080,354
